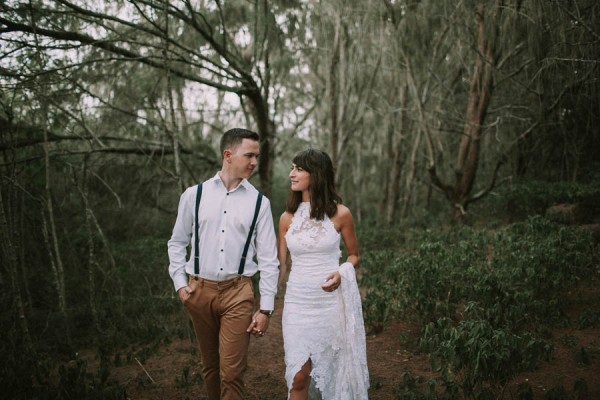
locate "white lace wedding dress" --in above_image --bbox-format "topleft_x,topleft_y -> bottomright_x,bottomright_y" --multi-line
282,202 -> 369,399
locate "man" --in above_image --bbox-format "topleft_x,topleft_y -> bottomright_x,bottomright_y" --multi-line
168,128 -> 279,400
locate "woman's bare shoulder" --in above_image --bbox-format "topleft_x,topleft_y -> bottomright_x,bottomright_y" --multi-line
279,211 -> 293,226
336,204 -> 353,219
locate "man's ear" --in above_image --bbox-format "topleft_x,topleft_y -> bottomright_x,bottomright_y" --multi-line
223,149 -> 232,162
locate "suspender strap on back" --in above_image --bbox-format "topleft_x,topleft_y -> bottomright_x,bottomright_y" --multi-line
238,192 -> 263,275
194,183 -> 203,275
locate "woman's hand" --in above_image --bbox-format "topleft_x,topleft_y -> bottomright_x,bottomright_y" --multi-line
321,271 -> 341,292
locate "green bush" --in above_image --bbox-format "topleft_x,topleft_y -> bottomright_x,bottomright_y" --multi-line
420,318 -> 552,399
360,217 -> 598,331
394,370 -> 464,400
0,346 -> 126,400
359,216 -> 598,399
484,180 -> 600,221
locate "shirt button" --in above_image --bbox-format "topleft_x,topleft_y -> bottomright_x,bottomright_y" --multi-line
222,230 -> 225,233
220,268 -> 223,270
226,193 -> 229,196
224,211 -> 227,214
220,249 -> 224,252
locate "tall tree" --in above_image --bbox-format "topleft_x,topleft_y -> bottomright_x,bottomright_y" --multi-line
422,0 -> 505,222
0,0 -> 289,195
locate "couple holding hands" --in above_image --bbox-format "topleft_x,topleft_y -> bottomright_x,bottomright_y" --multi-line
168,128 -> 369,400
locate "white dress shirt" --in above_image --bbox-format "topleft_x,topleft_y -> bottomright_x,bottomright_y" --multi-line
168,173 -> 279,310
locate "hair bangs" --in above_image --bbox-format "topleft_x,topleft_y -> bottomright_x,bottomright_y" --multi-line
292,149 -> 316,173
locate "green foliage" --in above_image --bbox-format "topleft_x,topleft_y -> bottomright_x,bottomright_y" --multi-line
0,191 -> 184,397
361,217 -> 598,331
420,318 -> 552,399
544,385 -> 568,400
516,382 -> 533,400
61,235 -> 184,348
54,359 -> 127,400
577,309 -> 600,329
0,345 -> 126,400
1,0 -> 598,397
175,364 -> 203,389
573,378 -> 589,400
359,216 -> 598,398
394,370 -> 452,400
485,180 -> 600,222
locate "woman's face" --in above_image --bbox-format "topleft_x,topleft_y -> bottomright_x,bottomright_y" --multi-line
289,164 -> 310,193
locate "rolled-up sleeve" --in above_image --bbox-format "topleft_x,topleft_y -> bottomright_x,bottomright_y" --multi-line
167,187 -> 195,292
254,197 -> 280,310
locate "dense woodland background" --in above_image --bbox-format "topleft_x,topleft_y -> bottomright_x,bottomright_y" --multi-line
1,1 -> 599,399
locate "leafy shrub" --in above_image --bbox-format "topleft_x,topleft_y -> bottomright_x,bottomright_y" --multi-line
577,309 -> 600,329
360,226 -> 489,329
544,385 -> 568,400
360,249 -> 405,332
480,217 -> 598,328
394,370 -> 463,400
360,216 -> 598,398
0,347 -> 126,400
361,217 -> 598,331
573,378 -> 589,400
485,180 -> 600,221
420,318 -> 552,399
175,364 -> 203,389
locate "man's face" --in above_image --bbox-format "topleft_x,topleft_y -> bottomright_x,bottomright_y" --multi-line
225,138 -> 260,180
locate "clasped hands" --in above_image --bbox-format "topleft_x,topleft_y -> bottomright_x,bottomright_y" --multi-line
178,286 -> 270,338
247,311 -> 270,338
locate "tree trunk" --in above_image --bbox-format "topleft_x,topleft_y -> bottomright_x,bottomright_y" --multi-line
245,89 -> 276,197
0,185 -> 32,351
329,14 -> 342,177
385,85 -> 407,225
425,0 -> 502,223
37,115 -> 71,348
41,106 -> 69,332
163,7 -> 185,192
401,127 -> 421,219
451,0 -> 498,222
17,190 -> 33,315
72,162 -> 101,332
354,133 -> 363,223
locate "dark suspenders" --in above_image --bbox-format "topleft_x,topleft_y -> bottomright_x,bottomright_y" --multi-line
193,183 -> 263,276
193,184 -> 203,276
238,192 -> 263,275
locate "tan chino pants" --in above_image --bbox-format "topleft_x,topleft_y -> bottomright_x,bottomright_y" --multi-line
183,275 -> 254,400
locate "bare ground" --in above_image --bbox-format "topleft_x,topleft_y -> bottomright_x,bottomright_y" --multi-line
97,295 -> 600,400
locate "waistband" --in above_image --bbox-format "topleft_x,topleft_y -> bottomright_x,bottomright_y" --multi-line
188,274 -> 251,290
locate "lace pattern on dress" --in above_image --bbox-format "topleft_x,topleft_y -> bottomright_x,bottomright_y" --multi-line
283,203 -> 368,399
285,272 -> 369,400
287,202 -> 339,250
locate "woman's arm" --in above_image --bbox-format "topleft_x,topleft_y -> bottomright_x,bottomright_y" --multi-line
336,204 -> 360,267
277,212 -> 292,289
322,205 -> 359,292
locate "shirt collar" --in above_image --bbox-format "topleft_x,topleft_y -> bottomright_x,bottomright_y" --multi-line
211,172 -> 250,192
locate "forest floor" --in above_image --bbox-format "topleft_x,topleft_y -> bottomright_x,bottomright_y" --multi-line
97,290 -> 600,400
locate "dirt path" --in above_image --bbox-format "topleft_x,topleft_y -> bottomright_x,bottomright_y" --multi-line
113,299 -> 420,399
109,298 -> 600,399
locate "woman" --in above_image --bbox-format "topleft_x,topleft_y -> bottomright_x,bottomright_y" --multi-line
278,149 -> 369,400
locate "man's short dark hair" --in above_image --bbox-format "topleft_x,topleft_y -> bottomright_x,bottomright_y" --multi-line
220,128 -> 260,158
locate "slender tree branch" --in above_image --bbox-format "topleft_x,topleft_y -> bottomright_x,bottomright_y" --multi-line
469,156 -> 507,202
0,146 -> 218,167
0,16 -> 245,93
552,0 -> 600,41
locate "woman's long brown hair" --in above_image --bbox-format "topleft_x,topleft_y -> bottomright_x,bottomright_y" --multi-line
286,149 -> 342,220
